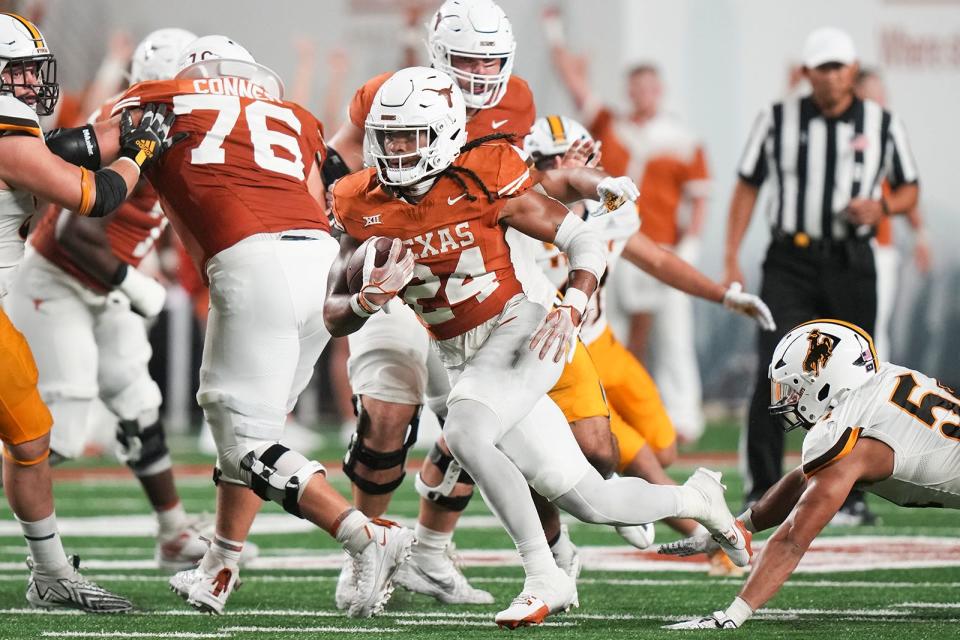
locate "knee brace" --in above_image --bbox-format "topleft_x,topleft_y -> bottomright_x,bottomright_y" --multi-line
240,443 -> 326,518
342,397 -> 420,496
414,441 -> 475,512
116,417 -> 171,477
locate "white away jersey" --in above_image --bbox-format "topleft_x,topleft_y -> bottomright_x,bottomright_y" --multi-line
535,200 -> 640,345
0,95 -> 42,296
802,363 -> 960,509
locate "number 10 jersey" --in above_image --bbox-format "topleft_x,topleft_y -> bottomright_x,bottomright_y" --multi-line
112,77 -> 329,273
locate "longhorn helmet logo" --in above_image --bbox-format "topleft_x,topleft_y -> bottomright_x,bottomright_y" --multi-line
424,85 -> 455,108
802,329 -> 837,376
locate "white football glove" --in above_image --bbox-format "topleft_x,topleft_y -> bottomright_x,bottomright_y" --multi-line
117,264 -> 166,318
530,305 -> 580,363
596,176 -> 640,213
657,530 -> 720,557
722,282 -> 776,331
359,237 -> 415,313
663,612 -> 740,630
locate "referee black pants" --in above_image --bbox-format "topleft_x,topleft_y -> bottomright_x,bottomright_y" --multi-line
744,237 -> 877,502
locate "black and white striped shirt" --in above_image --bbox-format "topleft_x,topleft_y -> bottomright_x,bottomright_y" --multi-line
738,95 -> 918,240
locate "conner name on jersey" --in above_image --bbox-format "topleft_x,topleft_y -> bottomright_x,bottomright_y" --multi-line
190,78 -> 281,103
404,222 -> 475,259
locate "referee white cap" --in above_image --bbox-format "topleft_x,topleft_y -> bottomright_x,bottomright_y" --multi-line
802,27 -> 857,68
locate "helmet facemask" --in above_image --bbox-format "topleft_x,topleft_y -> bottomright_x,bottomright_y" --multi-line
768,375 -> 817,432
366,123 -> 444,187
435,47 -> 514,110
0,54 -> 58,115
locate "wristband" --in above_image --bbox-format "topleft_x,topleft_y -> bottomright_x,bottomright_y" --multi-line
561,287 -> 589,316
349,293 -> 379,318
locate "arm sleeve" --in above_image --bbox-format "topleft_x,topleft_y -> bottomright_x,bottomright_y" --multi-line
884,113 -> 919,189
736,106 -> 773,186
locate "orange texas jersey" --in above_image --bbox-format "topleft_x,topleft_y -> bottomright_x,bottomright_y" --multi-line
112,77 -> 329,272
332,143 -> 533,340
349,73 -> 536,142
31,97 -> 166,294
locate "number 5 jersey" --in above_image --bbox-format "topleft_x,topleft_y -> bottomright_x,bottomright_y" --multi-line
111,77 -> 328,273
802,362 -> 960,509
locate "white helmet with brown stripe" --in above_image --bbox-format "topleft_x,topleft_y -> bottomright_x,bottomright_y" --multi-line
524,114 -> 593,170
0,12 -> 58,115
768,319 -> 880,432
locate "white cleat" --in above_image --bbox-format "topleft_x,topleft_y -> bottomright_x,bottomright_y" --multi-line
395,543 -> 494,604
684,468 -> 753,568
347,518 -> 415,618
334,554 -> 356,611
26,556 -> 132,613
169,560 -> 239,614
616,522 -> 656,550
550,525 -> 582,579
157,514 -> 260,572
495,569 -> 578,629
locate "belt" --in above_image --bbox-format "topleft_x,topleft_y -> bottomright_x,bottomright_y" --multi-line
771,231 -> 869,254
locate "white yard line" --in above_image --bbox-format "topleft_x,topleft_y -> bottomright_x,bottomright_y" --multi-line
219,627 -> 400,634
42,633 -> 229,639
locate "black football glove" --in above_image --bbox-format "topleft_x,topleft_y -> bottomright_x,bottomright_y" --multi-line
119,103 -> 185,170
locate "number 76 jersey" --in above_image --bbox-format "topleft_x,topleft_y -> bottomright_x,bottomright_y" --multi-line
111,78 -> 329,273
802,363 -> 960,509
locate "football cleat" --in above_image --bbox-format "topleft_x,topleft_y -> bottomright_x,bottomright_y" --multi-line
347,518 -> 415,618
335,554 -> 356,611
495,569 -> 578,629
157,515 -> 260,572
26,555 -> 132,613
684,468 -> 753,568
550,525 -> 582,579
395,542 -> 494,604
616,522 -> 656,550
169,559 -> 240,614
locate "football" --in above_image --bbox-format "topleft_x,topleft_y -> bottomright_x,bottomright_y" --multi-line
346,236 -> 401,294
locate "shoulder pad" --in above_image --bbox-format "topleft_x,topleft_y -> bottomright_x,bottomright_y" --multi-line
0,95 -> 41,137
801,419 -> 862,477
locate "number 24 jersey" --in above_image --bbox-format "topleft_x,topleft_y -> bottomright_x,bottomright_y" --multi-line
331,143 -> 532,340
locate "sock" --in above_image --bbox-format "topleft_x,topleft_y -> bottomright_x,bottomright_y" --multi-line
412,523 -> 453,569
334,509 -> 373,556
18,513 -> 70,576
516,534 -> 557,583
724,596 -> 754,626
549,526 -> 575,559
675,485 -> 708,521
156,501 -> 189,538
203,533 -> 243,570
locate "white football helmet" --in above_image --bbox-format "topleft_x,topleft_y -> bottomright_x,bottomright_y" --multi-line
426,0 -> 516,110
0,12 -> 57,115
130,28 -> 197,84
524,115 -> 593,169
365,66 -> 467,187
768,319 -> 879,432
175,35 -> 284,99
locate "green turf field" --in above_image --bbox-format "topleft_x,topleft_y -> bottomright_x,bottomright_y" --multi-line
0,423 -> 957,639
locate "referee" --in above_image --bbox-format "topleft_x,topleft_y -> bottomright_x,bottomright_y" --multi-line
724,27 -> 920,520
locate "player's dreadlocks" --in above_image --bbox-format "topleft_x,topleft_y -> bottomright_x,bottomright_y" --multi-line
436,132 -> 517,204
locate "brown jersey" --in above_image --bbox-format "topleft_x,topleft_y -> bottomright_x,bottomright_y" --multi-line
349,73 -> 536,143
332,143 -> 532,340
112,77 -> 328,272
32,99 -> 166,293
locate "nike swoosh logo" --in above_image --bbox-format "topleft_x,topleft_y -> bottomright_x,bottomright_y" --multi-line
448,194 -> 467,205
491,119 -> 509,129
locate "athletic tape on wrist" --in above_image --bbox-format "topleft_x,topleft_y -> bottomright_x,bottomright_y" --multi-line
561,287 -> 589,316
